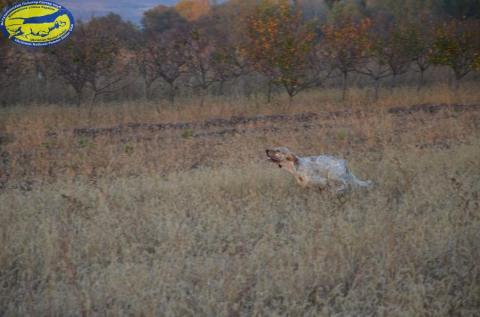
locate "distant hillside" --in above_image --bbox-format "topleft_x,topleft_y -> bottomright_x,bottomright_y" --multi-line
56,0 -> 179,24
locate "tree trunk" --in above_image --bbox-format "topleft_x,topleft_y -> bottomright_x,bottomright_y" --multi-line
88,92 -> 98,118
267,81 -> 272,103
73,87 -> 83,107
417,69 -> 425,91
448,69 -> 454,88
454,76 -> 461,91
199,88 -> 206,107
390,73 -> 396,91
288,94 -> 294,107
218,80 -> 225,96
168,83 -> 176,106
454,69 -> 468,91
374,78 -> 380,101
342,71 -> 348,101
144,80 -> 153,100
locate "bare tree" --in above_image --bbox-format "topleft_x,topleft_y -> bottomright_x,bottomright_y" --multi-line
48,15 -> 134,107
84,15 -> 134,107
184,28 -> 221,106
199,5 -> 251,96
321,18 -> 372,100
354,16 -> 393,100
47,25 -> 90,105
382,24 -> 414,90
135,44 -> 162,100
405,18 -> 436,90
145,29 -> 189,104
431,19 -> 480,89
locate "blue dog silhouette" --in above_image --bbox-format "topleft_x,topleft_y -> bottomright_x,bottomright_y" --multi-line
9,8 -> 69,24
8,9 -> 70,39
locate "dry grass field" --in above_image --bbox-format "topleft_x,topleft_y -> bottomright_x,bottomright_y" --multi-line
1,84 -> 480,316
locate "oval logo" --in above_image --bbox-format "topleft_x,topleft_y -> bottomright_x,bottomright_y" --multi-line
0,1 -> 74,47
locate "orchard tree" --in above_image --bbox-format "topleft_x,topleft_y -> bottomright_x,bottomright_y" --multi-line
210,45 -> 247,95
244,0 -> 327,103
382,22 -> 416,89
321,18 -> 372,100
354,16 -> 394,100
175,0 -> 211,21
47,24 -> 90,105
402,17 -> 436,89
181,5 -> 250,105
139,6 -> 189,101
85,15 -> 134,105
143,29 -> 189,103
135,44 -> 161,100
198,8 -> 250,95
431,19 -> 480,89
142,5 -> 188,35
48,14 -> 135,106
183,28 -> 226,106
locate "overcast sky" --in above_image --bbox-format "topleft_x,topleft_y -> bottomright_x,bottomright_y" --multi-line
55,0 -> 179,25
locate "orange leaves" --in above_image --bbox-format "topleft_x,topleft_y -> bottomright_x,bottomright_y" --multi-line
322,18 -> 371,49
320,18 -> 373,73
242,0 -> 321,98
430,19 -> 480,78
175,0 -> 211,22
244,0 -> 315,64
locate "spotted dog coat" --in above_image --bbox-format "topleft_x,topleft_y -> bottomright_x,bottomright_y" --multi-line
266,147 -> 373,194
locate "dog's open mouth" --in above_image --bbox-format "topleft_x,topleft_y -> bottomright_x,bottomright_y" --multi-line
267,157 -> 280,163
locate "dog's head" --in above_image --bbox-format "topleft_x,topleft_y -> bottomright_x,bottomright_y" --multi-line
266,147 -> 298,170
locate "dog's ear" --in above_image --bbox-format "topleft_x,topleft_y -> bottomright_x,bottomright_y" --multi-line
286,153 -> 298,163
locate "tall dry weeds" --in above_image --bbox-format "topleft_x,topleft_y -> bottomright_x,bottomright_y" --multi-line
0,84 -> 479,316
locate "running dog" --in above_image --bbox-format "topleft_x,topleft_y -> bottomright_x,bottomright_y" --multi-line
266,147 -> 373,194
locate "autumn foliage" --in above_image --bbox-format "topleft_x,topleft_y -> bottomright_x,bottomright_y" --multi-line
321,18 -> 372,99
0,0 -> 479,105
243,0 -> 323,100
175,0 -> 211,22
431,19 -> 480,85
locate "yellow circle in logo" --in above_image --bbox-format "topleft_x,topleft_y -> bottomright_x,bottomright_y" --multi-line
0,1 -> 74,46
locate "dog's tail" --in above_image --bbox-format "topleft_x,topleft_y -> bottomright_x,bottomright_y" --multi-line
352,175 -> 374,188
